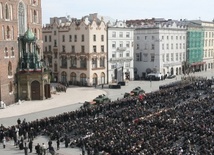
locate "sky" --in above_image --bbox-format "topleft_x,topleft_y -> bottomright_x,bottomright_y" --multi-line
42,0 -> 214,25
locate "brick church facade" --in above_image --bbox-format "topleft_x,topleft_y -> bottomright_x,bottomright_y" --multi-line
0,0 -> 43,105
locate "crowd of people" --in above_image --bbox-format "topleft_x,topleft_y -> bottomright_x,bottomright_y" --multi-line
0,77 -> 214,155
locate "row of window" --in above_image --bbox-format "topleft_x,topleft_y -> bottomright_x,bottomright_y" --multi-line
136,52 -> 185,62
112,41 -> 132,48
44,34 -> 105,42
112,52 -> 130,58
136,35 -> 186,40
4,47 -> 15,58
0,3 -> 13,20
111,32 -> 131,38
45,45 -> 105,53
136,43 -> 186,50
111,62 -> 130,69
60,57 -> 105,68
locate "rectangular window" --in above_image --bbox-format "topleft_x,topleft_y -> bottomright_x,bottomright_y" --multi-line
81,35 -> 84,42
145,36 -> 147,40
183,43 -> 185,49
137,36 -> 140,40
179,53 -> 182,61
162,54 -> 165,62
48,45 -> 51,52
152,36 -> 155,40
167,44 -> 169,49
171,36 -> 173,40
101,35 -> 104,41
93,46 -> 96,52
171,44 -> 173,49
45,36 -> 47,42
136,53 -> 140,61
112,41 -> 116,48
69,35 -> 72,42
93,35 -> 96,41
176,53 -> 178,61
62,35 -> 65,42
49,35 -> 51,42
54,40 -> 57,47
112,32 -> 116,37
126,41 -> 130,48
126,32 -> 130,38
162,36 -> 164,40
119,32 -> 123,38
81,46 -> 85,53
126,52 -> 130,57
151,55 -> 155,62
119,41 -> 123,47
112,53 -> 116,58
176,43 -> 178,49
101,45 -> 104,52
151,44 -> 155,50
54,31 -> 56,35
162,44 -> 164,50
45,47 -> 47,52
171,53 -> 174,61
166,54 -> 169,61
119,53 -> 123,57
74,35 -> 77,42
71,46 -> 75,53
62,45 -> 65,52
136,44 -> 139,50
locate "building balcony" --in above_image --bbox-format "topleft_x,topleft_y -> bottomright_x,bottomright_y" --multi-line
117,47 -> 126,51
110,57 -> 133,62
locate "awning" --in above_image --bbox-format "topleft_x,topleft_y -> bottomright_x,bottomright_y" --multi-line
191,62 -> 206,66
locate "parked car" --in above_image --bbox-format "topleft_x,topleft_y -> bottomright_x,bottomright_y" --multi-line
167,75 -> 176,79
124,87 -> 145,98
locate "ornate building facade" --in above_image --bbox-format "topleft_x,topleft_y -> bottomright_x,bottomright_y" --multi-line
43,15 -> 107,86
0,0 -> 43,105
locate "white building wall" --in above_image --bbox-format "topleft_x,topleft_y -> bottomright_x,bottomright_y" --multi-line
107,21 -> 134,83
134,21 -> 187,79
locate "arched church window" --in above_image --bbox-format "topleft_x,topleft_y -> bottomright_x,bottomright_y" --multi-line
6,25 -> 10,39
5,4 -> 9,20
8,61 -> 12,76
18,2 -> 25,35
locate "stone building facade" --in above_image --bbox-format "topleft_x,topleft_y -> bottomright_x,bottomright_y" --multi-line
0,0 -> 43,105
43,15 -> 107,86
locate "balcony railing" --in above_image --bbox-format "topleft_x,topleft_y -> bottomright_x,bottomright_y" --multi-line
110,57 -> 133,62
117,47 -> 126,51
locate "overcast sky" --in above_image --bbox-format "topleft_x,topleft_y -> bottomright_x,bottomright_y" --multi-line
42,0 -> 214,25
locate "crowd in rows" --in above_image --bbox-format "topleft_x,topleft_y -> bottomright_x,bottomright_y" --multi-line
0,77 -> 214,155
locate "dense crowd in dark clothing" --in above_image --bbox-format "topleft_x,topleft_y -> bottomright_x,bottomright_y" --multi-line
0,77 -> 214,155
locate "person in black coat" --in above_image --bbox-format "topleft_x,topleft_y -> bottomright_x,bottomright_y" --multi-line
28,139 -> 33,153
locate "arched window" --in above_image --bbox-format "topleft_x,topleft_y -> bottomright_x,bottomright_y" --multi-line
61,71 -> 67,83
11,26 -> 14,39
100,57 -> 105,67
5,4 -> 9,20
93,73 -> 98,85
34,28 -> 37,39
33,10 -> 37,23
8,61 -> 12,76
92,58 -> 97,68
5,47 -> 8,57
2,26 -> 5,39
80,57 -> 87,68
37,29 -> 40,40
54,62 -> 57,72
6,26 -> 10,39
80,73 -> 86,85
0,3 -> 3,19
70,56 -> 77,67
11,47 -> 14,57
61,56 -> 67,68
10,4 -> 13,20
101,72 -> 105,84
18,2 -> 25,35
70,72 -> 76,82
9,81 -> 13,93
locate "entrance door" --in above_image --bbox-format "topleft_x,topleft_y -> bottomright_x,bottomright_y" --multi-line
44,84 -> 51,99
31,81 -> 40,100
